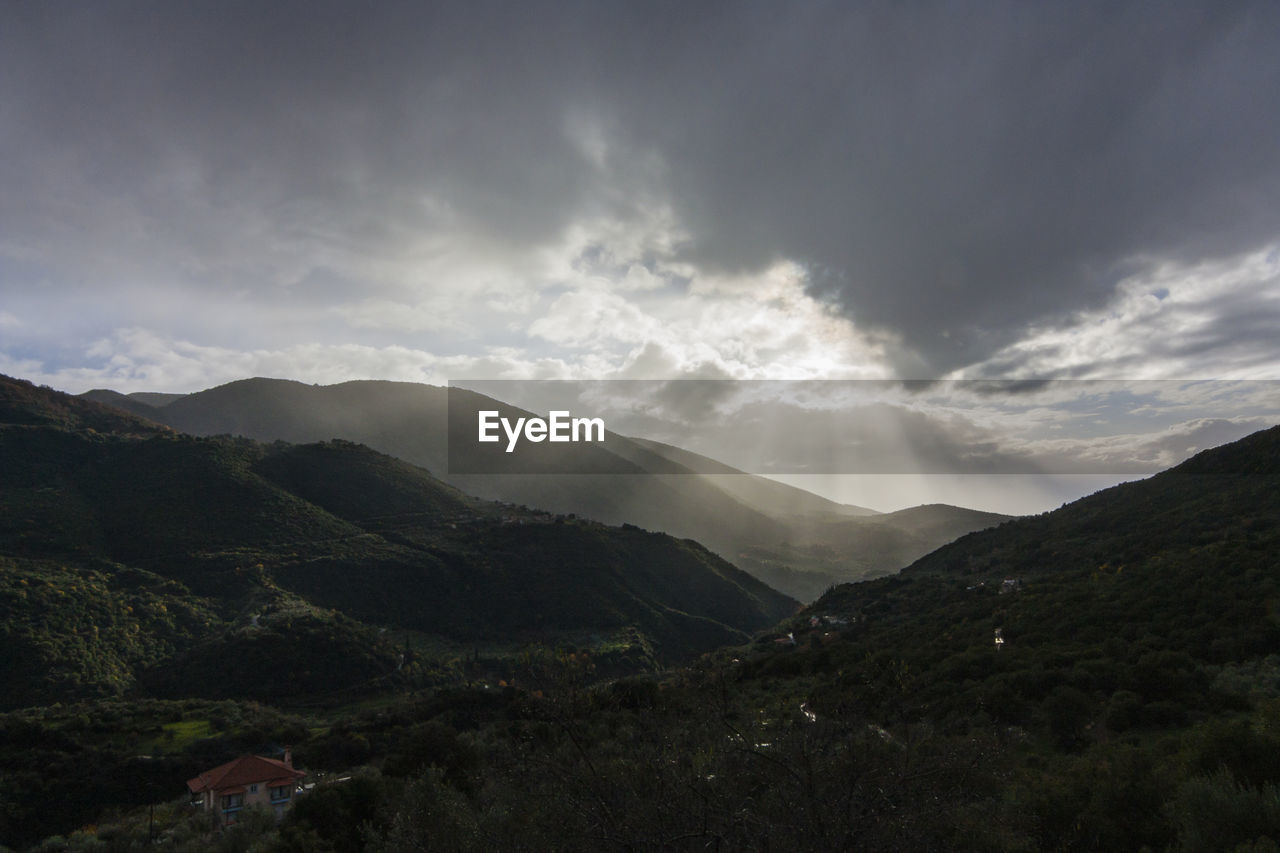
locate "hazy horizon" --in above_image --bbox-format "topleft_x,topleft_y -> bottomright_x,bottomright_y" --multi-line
51,373 -> 1277,515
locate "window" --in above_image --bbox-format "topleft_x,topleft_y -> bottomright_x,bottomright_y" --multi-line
249,784 -> 258,794
270,785 -> 291,803
221,793 -> 244,810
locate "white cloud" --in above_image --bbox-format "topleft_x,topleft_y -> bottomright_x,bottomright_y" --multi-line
529,288 -> 659,348
958,246 -> 1280,380
529,258 -> 897,380
0,328 -> 579,394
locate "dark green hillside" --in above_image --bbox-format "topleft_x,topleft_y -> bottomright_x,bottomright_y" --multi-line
721,423 -> 1280,849
1,375 -> 796,711
8,423 -> 1280,851
806,426 -> 1280,726
155,376 -> 387,442
0,428 -> 363,580
0,558 -> 219,708
905,424 -> 1280,582
251,439 -> 478,522
140,608 -> 403,701
1,374 -> 167,436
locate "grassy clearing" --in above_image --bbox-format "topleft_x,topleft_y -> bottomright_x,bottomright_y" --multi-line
157,718 -> 214,749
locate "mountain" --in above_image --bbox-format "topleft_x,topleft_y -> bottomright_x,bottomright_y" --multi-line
126,391 -> 186,407
689,423 -> 1280,849
899,423 -> 1280,581
804,425 -> 1280,700
89,377 -> 1010,599
79,388 -> 172,420
3,377 -> 168,436
9,392 -> 1280,851
1,374 -> 795,710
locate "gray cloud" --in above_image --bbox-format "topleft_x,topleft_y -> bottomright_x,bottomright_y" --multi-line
2,1 -> 1279,378
619,2 -> 1280,372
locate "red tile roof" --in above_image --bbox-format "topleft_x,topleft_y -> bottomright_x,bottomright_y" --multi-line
187,754 -> 304,794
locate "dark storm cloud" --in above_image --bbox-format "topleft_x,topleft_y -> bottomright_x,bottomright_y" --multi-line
2,1 -> 1278,372
615,1 -> 1280,372
0,1 -> 604,271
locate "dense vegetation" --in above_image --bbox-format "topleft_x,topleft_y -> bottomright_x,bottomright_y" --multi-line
1,375 -> 793,709
5,374 -> 1280,850
0,698 -> 311,848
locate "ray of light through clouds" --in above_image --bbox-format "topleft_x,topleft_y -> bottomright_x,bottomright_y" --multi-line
2,1 -> 1279,512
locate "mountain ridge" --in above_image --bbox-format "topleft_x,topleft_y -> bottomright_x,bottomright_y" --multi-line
897,423 -> 1280,582
80,376 -> 1011,600
1,374 -> 796,710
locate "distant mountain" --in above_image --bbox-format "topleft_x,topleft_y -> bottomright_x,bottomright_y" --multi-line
126,391 -> 186,407
2,374 -> 795,709
87,377 -> 1010,599
875,503 -> 1014,539
79,388 -> 171,420
79,388 -> 186,414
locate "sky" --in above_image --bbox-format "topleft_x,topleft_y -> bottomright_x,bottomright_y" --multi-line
2,1 -> 1279,512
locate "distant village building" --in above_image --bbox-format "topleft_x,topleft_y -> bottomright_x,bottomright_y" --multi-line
187,751 -> 305,825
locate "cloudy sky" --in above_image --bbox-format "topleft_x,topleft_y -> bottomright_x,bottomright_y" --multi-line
3,2 -> 1279,510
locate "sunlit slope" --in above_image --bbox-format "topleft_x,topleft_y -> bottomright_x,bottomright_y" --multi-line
102,377 -> 1009,599
619,435 -> 879,518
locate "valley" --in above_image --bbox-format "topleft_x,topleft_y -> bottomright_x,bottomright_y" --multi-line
3,373 -> 1280,851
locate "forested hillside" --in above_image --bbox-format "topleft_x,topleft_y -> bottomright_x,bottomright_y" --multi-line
8,373 -> 1279,851
80,377 -> 1010,599
1,375 -> 795,711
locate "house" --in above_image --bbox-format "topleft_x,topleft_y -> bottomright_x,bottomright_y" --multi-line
187,750 -> 305,825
